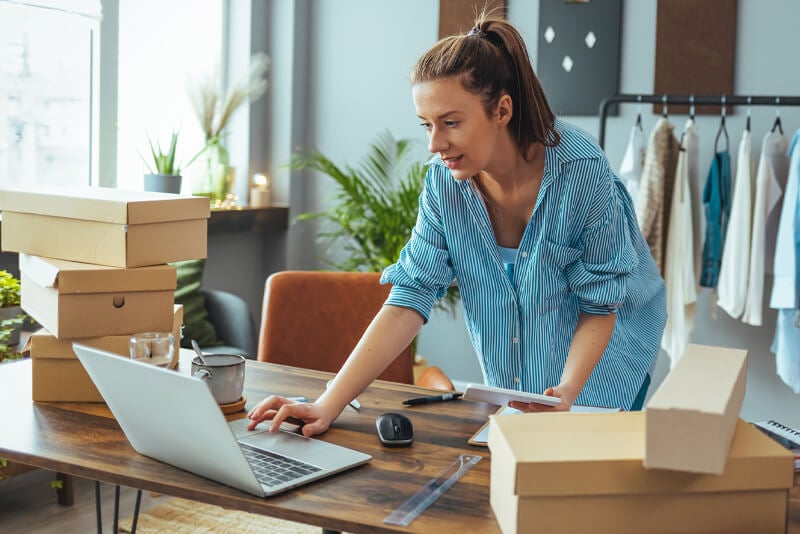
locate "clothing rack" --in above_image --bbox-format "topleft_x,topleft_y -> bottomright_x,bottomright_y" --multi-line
597,93 -> 800,149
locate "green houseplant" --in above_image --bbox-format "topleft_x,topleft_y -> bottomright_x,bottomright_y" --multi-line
0,270 -> 26,362
290,131 -> 460,314
141,131 -> 196,194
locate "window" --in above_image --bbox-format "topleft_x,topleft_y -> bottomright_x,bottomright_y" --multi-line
0,1 -> 100,188
115,0 -> 223,192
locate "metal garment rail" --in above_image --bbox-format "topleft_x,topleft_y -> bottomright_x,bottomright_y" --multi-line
597,93 -> 800,149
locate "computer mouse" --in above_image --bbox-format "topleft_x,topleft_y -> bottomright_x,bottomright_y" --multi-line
376,412 -> 414,447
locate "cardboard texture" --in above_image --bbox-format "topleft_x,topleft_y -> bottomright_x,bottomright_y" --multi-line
28,305 -> 183,402
645,344 -> 747,474
20,255 -> 177,338
488,412 -> 793,534
0,186 -> 210,267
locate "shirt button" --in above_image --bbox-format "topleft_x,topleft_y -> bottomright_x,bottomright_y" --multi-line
520,251 -> 528,258
514,376 -> 520,384
512,337 -> 519,343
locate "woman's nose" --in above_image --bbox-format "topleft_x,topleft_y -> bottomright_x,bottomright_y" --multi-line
427,128 -> 447,153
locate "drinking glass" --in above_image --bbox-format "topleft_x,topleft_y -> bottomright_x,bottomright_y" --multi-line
129,332 -> 175,367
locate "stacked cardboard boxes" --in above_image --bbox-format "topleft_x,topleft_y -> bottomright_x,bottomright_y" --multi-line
0,186 -> 210,402
487,345 -> 795,533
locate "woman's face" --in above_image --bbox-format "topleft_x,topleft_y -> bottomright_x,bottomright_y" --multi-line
413,77 -> 508,181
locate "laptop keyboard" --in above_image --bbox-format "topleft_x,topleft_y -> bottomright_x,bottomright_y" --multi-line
239,443 -> 322,488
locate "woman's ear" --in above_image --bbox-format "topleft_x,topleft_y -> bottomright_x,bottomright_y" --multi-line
495,94 -> 513,126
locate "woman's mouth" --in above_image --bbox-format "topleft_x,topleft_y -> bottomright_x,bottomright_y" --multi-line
442,155 -> 462,169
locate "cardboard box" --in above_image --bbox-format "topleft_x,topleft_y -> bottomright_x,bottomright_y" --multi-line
20,254 -> 177,338
645,344 -> 748,474
27,305 -> 183,402
0,186 -> 209,267
488,412 -> 793,534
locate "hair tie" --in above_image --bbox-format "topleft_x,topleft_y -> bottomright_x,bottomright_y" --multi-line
467,26 -> 486,38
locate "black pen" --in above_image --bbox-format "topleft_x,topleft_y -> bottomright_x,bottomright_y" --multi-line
402,392 -> 463,406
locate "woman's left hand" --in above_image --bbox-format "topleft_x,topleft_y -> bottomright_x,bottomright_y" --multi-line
508,384 -> 576,412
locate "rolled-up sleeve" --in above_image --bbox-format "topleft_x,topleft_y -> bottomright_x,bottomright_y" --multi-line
381,167 -> 455,322
565,165 -> 638,315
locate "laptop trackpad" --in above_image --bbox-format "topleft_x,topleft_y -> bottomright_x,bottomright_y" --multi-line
227,417 -> 301,440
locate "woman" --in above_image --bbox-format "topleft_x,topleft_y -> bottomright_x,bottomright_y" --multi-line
248,14 -> 666,436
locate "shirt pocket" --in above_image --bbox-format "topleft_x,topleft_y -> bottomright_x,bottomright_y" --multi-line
537,240 -> 581,315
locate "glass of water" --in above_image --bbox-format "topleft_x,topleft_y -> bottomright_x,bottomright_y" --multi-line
129,332 -> 175,367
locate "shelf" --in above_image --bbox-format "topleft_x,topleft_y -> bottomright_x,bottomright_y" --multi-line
207,205 -> 289,234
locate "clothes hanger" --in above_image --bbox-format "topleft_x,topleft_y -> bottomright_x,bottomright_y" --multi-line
714,95 -> 729,153
772,97 -> 783,134
745,96 -> 752,132
689,94 -> 696,123
661,94 -> 669,120
635,95 -> 643,131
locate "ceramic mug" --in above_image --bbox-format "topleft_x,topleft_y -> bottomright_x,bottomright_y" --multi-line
191,354 -> 245,405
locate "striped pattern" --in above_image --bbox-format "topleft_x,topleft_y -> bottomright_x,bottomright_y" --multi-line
382,120 -> 666,410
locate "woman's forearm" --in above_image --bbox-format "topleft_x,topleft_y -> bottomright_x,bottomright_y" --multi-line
315,304 -> 424,413
559,312 -> 616,403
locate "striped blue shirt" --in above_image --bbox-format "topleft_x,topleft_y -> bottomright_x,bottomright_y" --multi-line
381,120 -> 666,410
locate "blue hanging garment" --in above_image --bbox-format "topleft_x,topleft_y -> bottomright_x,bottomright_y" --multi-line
699,151 -> 732,288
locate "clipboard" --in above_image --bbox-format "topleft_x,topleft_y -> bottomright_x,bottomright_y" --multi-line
467,404 -> 622,447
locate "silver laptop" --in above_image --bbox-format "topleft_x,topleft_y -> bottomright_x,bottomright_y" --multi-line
72,343 -> 371,497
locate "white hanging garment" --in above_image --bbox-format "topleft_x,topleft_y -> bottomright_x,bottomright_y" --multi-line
661,119 -> 698,367
619,124 -> 646,202
717,129 -> 753,318
742,130 -> 788,326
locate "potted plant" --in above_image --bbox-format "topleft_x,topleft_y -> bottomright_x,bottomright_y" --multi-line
290,131 -> 460,315
188,53 -> 269,202
0,270 -> 26,362
141,131 -> 187,194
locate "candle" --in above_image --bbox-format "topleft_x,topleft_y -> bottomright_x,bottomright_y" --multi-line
250,173 -> 271,207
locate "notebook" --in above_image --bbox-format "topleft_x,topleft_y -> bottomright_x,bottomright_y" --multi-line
752,420 -> 800,457
72,343 -> 371,497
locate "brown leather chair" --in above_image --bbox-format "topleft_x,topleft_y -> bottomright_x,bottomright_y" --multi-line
257,271 -> 414,384
416,365 -> 456,392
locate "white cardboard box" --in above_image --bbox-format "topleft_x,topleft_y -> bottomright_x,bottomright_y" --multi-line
644,344 -> 748,474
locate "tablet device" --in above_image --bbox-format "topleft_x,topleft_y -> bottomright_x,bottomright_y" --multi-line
463,383 -> 560,407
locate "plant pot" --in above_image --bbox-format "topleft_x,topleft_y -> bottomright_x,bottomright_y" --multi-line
144,174 -> 182,194
0,305 -> 24,346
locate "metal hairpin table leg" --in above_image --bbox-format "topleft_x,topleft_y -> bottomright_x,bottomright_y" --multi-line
131,489 -> 143,534
93,481 -> 144,533
113,484 -> 121,534
95,480 -> 102,534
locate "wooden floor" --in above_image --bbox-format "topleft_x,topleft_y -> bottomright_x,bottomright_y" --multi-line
0,468 -> 169,533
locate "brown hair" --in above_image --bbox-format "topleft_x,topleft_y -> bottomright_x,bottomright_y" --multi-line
410,13 -> 560,155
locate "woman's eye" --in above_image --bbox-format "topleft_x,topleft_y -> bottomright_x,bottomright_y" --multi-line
420,122 -> 432,131
445,120 -> 459,128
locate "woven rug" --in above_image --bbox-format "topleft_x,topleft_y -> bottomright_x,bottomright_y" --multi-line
118,497 -> 320,533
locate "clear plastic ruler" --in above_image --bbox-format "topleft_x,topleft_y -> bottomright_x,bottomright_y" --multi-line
384,453 -> 482,527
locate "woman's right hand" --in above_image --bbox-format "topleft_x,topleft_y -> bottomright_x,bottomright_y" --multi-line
246,395 -> 339,437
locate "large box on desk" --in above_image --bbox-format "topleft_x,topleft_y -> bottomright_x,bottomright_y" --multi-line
27,305 -> 183,402
20,254 -> 176,338
0,186 -> 209,267
645,344 -> 747,474
488,412 -> 793,534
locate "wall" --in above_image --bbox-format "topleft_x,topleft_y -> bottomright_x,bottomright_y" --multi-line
217,0 -> 800,425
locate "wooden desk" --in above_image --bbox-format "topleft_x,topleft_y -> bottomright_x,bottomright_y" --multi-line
0,356 -> 499,533
1,356 -> 799,533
